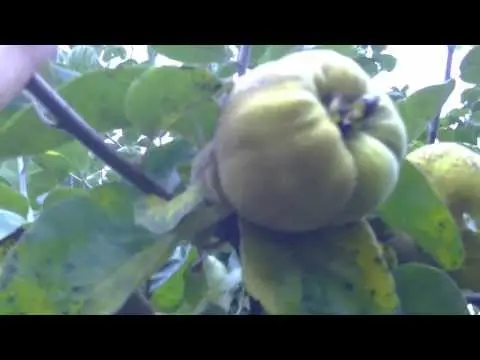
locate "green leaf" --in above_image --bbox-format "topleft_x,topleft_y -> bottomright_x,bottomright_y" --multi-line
32,150 -> 73,179
378,54 -> 397,72
89,182 -> 140,218
40,63 -> 81,88
0,67 -> 146,157
115,59 -> 140,69
28,169 -> 68,205
441,107 -> 470,126
31,142 -> 91,180
472,101 -> 480,113
240,220 -> 399,314
452,123 -> 479,145
371,45 -> 388,54
460,46 -> 480,84
314,45 -> 357,58
0,210 -> 25,240
181,261 -> 209,313
0,160 -> 19,188
471,111 -> 480,125
250,46 -> 270,65
150,247 -> 199,313
102,45 -> 127,62
0,191 -> 180,314
51,141 -> 92,175
217,62 -> 238,78
394,263 -> 469,315
152,46 -> 229,64
437,127 -> 456,142
134,185 -> 205,236
461,86 -> 480,106
0,177 -> 10,187
398,80 -> 455,142
124,66 -> 221,145
354,56 -> 379,77
121,127 -> 143,145
141,139 -> 195,195
25,157 -> 75,205
0,94 -> 31,120
0,184 -> 29,218
378,160 -> 464,271
42,187 -> 88,209
142,139 -> 195,178
67,45 -> 101,73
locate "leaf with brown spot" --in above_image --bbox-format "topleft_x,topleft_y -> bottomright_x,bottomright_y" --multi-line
240,219 -> 399,314
0,186 -> 183,314
378,160 -> 464,271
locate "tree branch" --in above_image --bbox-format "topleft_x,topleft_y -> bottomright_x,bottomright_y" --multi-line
26,74 -> 172,200
426,45 -> 456,144
235,46 -> 252,76
25,74 -> 172,315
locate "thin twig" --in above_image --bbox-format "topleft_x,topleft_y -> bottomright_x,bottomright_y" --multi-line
68,172 -> 92,189
426,45 -> 456,143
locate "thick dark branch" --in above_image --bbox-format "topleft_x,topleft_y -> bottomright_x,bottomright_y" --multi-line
26,74 -> 172,200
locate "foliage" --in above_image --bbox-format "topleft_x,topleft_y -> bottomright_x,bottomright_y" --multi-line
0,44 -> 478,314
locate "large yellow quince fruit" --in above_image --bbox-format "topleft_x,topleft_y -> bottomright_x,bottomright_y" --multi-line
407,142 -> 480,227
240,219 -> 399,314
205,49 -> 407,232
390,141 -> 480,291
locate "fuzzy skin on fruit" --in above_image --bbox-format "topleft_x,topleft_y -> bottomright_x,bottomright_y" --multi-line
212,49 -> 407,232
191,141 -> 230,207
391,142 -> 480,291
407,142 -> 480,227
240,219 -> 398,314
